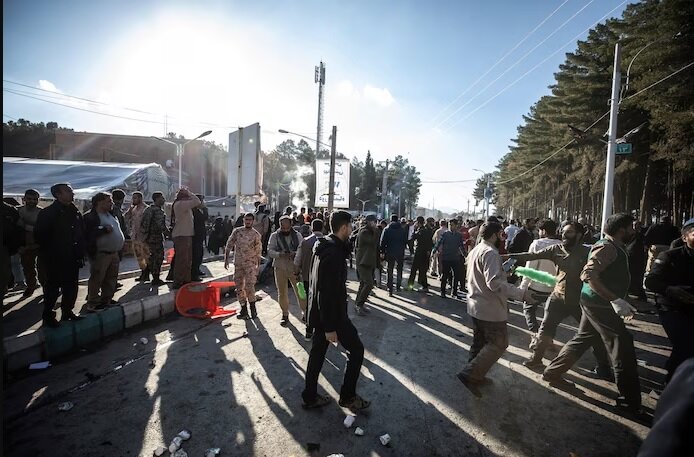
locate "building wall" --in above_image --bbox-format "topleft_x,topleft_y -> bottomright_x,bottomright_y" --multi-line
50,131 -> 228,196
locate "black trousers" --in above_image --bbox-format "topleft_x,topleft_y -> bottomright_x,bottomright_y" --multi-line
407,252 -> 429,288
303,319 -> 364,402
545,302 -> 641,407
192,235 -> 204,276
42,260 -> 80,319
386,256 -> 404,291
659,309 -> 694,383
441,258 -> 462,295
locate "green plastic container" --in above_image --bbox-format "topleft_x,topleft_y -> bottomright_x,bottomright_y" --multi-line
296,281 -> 307,301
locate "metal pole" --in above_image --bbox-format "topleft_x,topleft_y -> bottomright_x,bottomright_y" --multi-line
381,159 -> 389,218
178,143 -> 183,188
236,127 -> 244,220
327,125 -> 337,212
315,62 -> 325,159
601,42 -> 621,237
485,174 -> 491,217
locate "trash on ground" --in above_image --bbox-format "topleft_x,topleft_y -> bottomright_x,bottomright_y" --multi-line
178,430 -> 191,440
153,446 -> 166,456
172,449 -> 188,457
204,448 -> 221,457
379,434 -> 391,446
140,337 -> 149,344
58,401 -> 74,411
343,415 -> 355,428
169,436 -> 183,453
355,427 -> 365,436
29,361 -> 51,370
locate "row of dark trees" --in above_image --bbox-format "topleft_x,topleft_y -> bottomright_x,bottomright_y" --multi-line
479,0 -> 693,226
262,139 -> 422,216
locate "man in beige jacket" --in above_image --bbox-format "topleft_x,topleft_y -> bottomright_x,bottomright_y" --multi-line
170,188 -> 201,289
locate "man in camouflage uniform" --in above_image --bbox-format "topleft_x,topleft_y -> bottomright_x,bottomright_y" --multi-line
225,212 -> 262,319
124,191 -> 150,281
141,192 -> 169,286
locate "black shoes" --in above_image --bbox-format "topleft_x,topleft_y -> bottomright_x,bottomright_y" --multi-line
249,302 -> 257,319
304,329 -> 314,341
151,278 -> 165,286
237,306 -> 250,320
593,365 -> 615,381
61,312 -> 84,322
43,316 -> 60,328
456,372 -> 483,398
136,269 -> 150,282
522,358 -> 545,372
280,315 -> 289,327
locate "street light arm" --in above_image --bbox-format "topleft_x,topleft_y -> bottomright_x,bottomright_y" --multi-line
152,136 -> 178,147
278,129 -> 332,150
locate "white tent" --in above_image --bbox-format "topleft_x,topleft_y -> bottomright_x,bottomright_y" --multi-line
2,157 -> 172,201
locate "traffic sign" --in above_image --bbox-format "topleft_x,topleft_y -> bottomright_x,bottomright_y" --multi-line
616,143 -> 632,155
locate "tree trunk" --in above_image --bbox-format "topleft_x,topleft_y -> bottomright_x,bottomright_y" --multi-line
639,159 -> 652,225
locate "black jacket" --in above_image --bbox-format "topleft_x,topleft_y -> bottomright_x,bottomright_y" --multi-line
413,225 -> 435,255
509,228 -> 533,254
34,201 -> 86,267
308,234 -> 349,332
380,221 -> 408,259
193,207 -> 208,238
644,223 -> 680,247
644,245 -> 694,312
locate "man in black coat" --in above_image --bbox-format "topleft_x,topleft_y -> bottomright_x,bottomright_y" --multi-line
380,214 -> 408,296
191,194 -> 208,279
407,216 -> 434,292
302,210 -> 370,412
34,183 -> 86,327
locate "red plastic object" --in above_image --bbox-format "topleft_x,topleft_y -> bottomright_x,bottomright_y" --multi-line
165,248 -> 175,264
175,281 -> 238,319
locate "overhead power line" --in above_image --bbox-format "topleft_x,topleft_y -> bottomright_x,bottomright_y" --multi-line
3,113 -> 18,120
445,0 -> 628,132
493,59 -> 693,186
435,0 -> 597,130
427,0 -> 571,127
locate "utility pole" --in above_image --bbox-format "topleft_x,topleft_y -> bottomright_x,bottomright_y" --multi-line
601,42 -> 621,236
484,174 -> 491,218
315,61 -> 326,159
327,125 -> 337,212
381,159 -> 389,219
236,127 -> 244,220
467,199 -> 470,218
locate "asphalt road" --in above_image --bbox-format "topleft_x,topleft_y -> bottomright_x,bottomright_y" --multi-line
3,266 -> 665,456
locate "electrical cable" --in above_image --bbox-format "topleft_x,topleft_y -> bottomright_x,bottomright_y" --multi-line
444,0 -> 628,131
427,0 -> 570,126
435,0 -> 597,130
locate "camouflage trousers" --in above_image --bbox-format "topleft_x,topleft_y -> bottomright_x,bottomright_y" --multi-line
132,240 -> 150,270
147,241 -> 164,277
234,266 -> 258,304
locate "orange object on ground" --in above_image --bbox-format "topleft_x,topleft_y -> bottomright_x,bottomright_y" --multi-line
175,281 -> 238,319
165,248 -> 175,264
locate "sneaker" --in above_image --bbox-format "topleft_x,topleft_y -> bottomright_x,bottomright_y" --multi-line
338,394 -> 371,411
355,305 -> 365,316
302,394 -> 331,409
593,365 -> 615,382
280,315 -> 289,327
529,335 -> 539,351
522,359 -> 545,372
304,329 -> 314,341
61,312 -> 84,322
361,304 -> 372,313
542,373 -> 575,389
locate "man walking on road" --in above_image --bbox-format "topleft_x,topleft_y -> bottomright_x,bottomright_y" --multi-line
407,216 -> 434,292
17,189 -> 46,298
124,191 -> 149,281
354,214 -> 379,314
543,213 -> 642,414
268,215 -> 306,327
295,218 -> 325,338
503,221 -> 611,376
644,217 -> 694,383
253,202 -> 271,255
84,192 -> 125,311
430,219 -> 448,277
225,212 -> 262,320
302,210 -> 370,412
141,192 -> 169,286
435,219 -> 466,299
380,214 -> 408,296
457,222 -> 528,396
34,183 -> 86,327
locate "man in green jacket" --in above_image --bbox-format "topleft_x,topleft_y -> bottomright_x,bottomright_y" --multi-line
355,215 -> 379,315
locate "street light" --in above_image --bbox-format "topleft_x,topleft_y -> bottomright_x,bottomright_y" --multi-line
278,129 -> 332,150
356,198 -> 370,214
152,130 -> 212,188
473,168 -> 492,218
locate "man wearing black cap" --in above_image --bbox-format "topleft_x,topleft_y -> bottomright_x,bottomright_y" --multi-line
644,217 -> 694,383
380,214 -> 408,296
355,214 -> 379,314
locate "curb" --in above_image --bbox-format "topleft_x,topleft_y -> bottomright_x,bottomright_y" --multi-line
2,272 -> 234,372
77,255 -> 224,285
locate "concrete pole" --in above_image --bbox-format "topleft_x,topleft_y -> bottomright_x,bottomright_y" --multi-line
327,125 -> 337,212
177,143 -> 183,189
236,127 -> 244,220
601,42 -> 621,236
